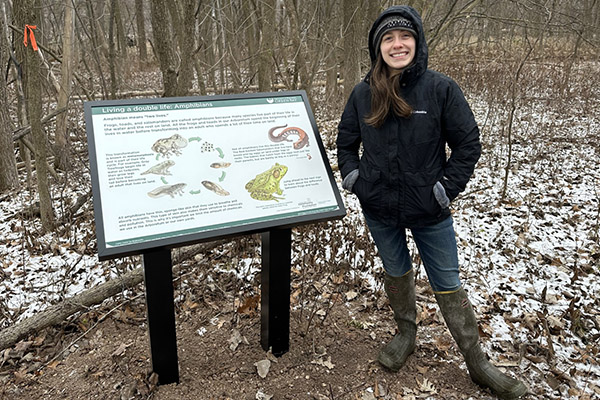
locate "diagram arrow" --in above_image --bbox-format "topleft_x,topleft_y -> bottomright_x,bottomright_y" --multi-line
219,171 -> 226,182
161,177 -> 168,184
216,147 -> 225,158
190,189 -> 201,195
189,137 -> 202,142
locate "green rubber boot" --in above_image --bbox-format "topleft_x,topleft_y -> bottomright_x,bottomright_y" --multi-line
435,288 -> 527,399
377,270 -> 417,372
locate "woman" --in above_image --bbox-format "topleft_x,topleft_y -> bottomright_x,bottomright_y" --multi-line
336,5 -> 527,400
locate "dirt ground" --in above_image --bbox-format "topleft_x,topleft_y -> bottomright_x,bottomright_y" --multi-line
0,273 -> 537,400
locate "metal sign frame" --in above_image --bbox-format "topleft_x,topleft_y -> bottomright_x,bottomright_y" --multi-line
85,90 -> 345,261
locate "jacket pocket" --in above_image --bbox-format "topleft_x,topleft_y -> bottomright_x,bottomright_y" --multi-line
404,170 -> 443,218
353,164 -> 382,209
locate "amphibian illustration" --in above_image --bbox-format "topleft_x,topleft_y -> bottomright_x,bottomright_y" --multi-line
200,141 -> 214,153
268,124 -> 309,149
202,180 -> 230,196
141,160 -> 175,176
210,162 -> 231,169
147,183 -> 187,198
151,134 -> 188,157
245,163 -> 288,202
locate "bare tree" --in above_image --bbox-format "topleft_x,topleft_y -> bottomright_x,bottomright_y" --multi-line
150,0 -> 197,96
15,0 -> 55,231
54,0 -> 75,171
0,1 -> 19,192
342,0 -> 361,102
134,0 -> 147,61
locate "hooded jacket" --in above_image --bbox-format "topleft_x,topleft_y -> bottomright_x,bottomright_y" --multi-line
337,5 -> 481,228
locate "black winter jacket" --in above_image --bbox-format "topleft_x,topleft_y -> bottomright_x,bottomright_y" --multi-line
337,5 -> 481,228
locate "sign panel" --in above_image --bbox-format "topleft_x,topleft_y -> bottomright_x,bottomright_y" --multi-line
85,91 -> 346,260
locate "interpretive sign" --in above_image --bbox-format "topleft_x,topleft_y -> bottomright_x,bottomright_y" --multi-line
85,91 -> 345,260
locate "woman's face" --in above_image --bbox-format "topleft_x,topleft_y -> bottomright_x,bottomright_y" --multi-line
379,30 -> 416,71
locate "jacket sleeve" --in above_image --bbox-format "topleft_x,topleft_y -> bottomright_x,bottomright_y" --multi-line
336,87 -> 363,180
440,80 -> 481,201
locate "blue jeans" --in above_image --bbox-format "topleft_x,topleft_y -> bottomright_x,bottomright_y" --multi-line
363,212 -> 461,293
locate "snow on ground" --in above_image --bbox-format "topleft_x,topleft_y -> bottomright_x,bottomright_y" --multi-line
1,89 -> 599,398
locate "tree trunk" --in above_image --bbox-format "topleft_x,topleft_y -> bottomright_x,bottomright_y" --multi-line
342,0 -> 361,102
150,0 -> 177,96
108,0 -> 118,99
54,0 -> 75,171
134,0 -> 147,61
251,0 -> 274,92
0,3 -> 19,192
170,0 -> 196,96
15,0 -> 55,231
0,239 -> 229,351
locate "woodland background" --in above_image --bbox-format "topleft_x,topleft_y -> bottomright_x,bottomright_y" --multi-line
0,0 -> 600,399
1,0 -> 600,218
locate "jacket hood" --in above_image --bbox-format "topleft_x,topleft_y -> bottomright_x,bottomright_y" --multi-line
367,5 -> 428,81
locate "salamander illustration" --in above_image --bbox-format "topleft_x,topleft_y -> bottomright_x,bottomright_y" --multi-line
147,183 -> 187,198
140,160 -> 175,176
268,124 -> 309,149
151,134 -> 188,157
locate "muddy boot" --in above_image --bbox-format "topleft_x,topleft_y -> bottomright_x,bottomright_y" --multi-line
377,270 -> 417,372
435,288 -> 527,399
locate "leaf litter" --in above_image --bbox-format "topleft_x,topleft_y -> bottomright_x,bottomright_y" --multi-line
0,76 -> 598,399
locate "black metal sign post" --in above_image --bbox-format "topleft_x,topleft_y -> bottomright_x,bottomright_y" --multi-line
260,228 -> 292,356
142,230 -> 293,381
143,248 -> 179,385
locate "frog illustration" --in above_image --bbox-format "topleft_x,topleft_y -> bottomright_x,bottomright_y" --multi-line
151,134 -> 188,158
140,160 -> 175,176
245,163 -> 288,202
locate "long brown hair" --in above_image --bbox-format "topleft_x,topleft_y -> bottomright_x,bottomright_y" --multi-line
364,56 -> 412,128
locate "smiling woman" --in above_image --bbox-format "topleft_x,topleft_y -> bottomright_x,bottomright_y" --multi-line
379,30 -> 416,71
336,5 -> 527,400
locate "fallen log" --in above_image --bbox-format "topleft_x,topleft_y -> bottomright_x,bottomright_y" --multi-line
0,239 -> 231,351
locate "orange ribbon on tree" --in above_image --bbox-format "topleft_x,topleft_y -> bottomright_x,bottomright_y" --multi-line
24,24 -> 39,51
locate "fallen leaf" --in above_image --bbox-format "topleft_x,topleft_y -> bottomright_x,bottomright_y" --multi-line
111,342 -> 130,357
237,295 -> 260,315
32,335 -> 45,347
312,356 -> 335,369
433,335 -> 452,353
14,369 -> 29,384
345,290 -> 358,301
255,359 -> 271,378
255,389 -> 273,400
229,329 -> 244,351
14,341 -> 33,353
416,365 -> 429,374
416,377 -> 437,394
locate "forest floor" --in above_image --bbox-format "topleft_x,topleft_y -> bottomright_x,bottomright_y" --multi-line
1,68 -> 600,399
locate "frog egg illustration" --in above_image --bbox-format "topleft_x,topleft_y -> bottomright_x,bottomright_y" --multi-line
201,142 -> 214,153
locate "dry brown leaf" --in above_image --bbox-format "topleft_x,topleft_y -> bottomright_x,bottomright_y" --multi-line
32,334 -> 46,347
14,369 -> 29,384
182,298 -> 199,311
111,342 -> 130,357
434,335 -> 452,353
14,341 -> 33,353
416,377 -> 437,394
416,365 -> 429,374
237,295 -> 260,315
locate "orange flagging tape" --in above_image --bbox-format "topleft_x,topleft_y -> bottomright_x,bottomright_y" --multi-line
24,25 -> 39,51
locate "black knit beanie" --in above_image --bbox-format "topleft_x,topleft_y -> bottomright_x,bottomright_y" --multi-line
372,15 -> 417,54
